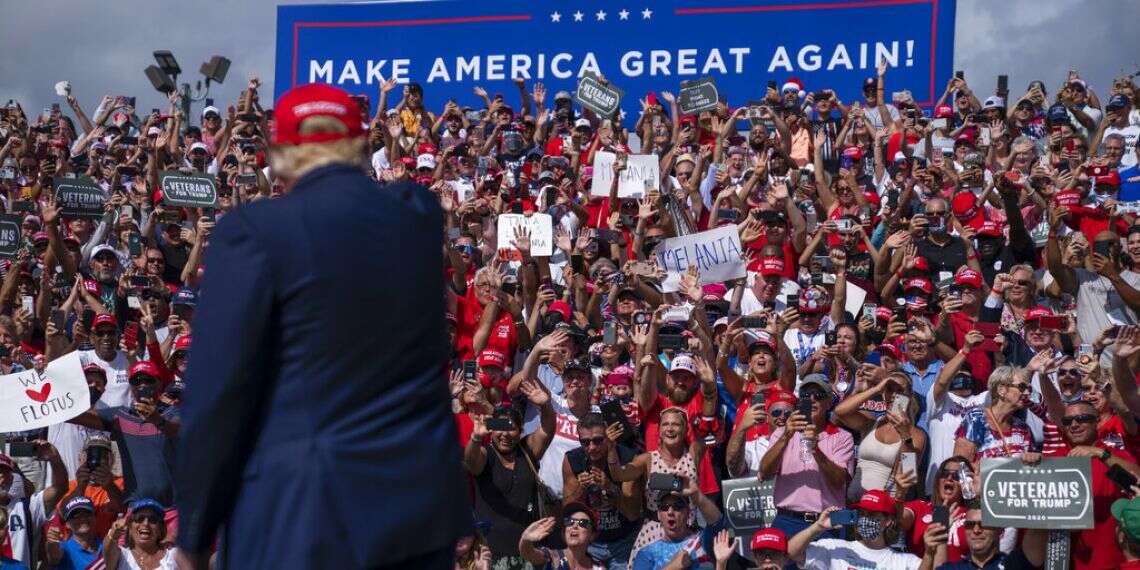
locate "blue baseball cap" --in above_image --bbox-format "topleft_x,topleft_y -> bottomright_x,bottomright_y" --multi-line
129,498 -> 165,516
865,351 -> 882,366
1107,95 -> 1131,110
172,288 -> 197,307
1047,104 -> 1070,124
62,496 -> 95,520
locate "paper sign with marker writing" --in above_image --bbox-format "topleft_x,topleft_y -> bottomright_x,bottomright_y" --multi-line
653,225 -> 745,292
0,351 -> 89,432
497,213 -> 553,260
590,151 -> 660,198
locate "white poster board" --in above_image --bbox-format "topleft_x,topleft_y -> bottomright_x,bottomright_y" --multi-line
0,351 -> 89,432
590,151 -> 660,198
497,213 -> 554,260
653,225 -> 746,292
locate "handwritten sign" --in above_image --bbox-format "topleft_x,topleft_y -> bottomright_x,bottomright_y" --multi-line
54,178 -> 107,219
575,72 -> 623,118
653,225 -> 746,292
590,151 -> 660,198
497,213 -> 553,260
159,171 -> 218,208
678,77 -> 720,115
0,351 -> 89,432
0,215 -> 21,259
981,457 -> 1093,529
722,477 -> 776,558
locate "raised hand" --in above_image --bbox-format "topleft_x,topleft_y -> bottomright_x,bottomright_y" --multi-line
712,529 -> 739,562
518,377 -> 550,407
520,517 -> 557,543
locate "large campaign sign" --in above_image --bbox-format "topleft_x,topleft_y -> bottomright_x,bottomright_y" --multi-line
0,352 -> 89,432
276,0 -> 957,122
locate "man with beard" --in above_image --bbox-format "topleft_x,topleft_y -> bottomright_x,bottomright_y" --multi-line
789,490 -> 941,569
933,504 -> 1047,570
629,484 -> 723,570
44,496 -> 103,569
561,413 -> 640,570
86,245 -> 121,312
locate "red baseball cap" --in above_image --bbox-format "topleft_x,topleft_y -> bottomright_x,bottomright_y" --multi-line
874,306 -> 894,322
798,289 -> 830,314
841,145 -> 864,161
955,268 -> 983,289
173,336 -> 192,354
92,314 -> 117,330
977,220 -> 1003,237
903,277 -> 933,295
853,489 -> 896,514
603,365 -> 634,386
548,300 -> 572,322
1053,190 -> 1082,208
82,362 -> 106,376
764,390 -> 796,413
747,333 -> 778,354
1094,170 -> 1122,187
1024,306 -> 1054,321
955,130 -> 978,145
750,528 -> 788,553
272,83 -> 365,146
129,361 -> 161,379
912,256 -> 930,272
477,349 -> 506,369
934,104 -> 954,119
877,343 -> 903,360
759,257 -> 786,277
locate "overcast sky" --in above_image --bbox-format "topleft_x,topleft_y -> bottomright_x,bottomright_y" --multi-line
2,0 -> 1138,120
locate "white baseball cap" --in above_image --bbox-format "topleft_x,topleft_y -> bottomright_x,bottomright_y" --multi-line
416,153 -> 436,170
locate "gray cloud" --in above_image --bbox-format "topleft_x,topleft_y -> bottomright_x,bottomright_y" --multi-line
2,0 -> 1139,119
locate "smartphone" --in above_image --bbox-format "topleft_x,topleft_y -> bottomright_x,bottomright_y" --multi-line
974,321 -> 1002,352
510,201 -> 523,215
567,449 -> 591,475
1088,164 -> 1110,177
750,392 -> 766,407
235,173 -> 257,186
1064,137 -> 1077,153
123,321 -> 140,351
50,309 -> 67,332
767,80 -> 778,92
932,505 -> 950,528
997,74 -> 1009,93
931,118 -> 948,130
571,254 -> 585,275
662,305 -> 693,323
812,255 -> 832,271
485,417 -> 515,432
85,445 -> 105,470
862,304 -> 877,322
603,320 -> 617,345
462,360 -> 478,384
19,295 -> 33,315
900,451 -> 917,475
500,280 -> 517,295
8,441 -> 39,457
829,509 -> 859,526
1037,315 -> 1067,331
129,275 -> 151,289
128,232 -> 142,257
796,396 -> 813,419
633,311 -> 651,326
825,331 -> 838,345
600,399 -> 635,443
658,334 -> 687,350
80,308 -> 96,330
647,473 -> 683,492
628,261 -> 656,277
891,394 -> 910,417
1108,464 -> 1138,492
716,208 -> 740,222
1093,240 -> 1115,258
1079,344 -> 1094,359
740,316 -> 768,329
955,70 -> 965,80
834,218 -> 853,232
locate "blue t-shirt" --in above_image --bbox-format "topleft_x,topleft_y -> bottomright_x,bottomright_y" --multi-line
0,557 -> 28,570
632,535 -> 702,570
1119,165 -> 1140,201
97,404 -> 179,505
52,537 -> 102,570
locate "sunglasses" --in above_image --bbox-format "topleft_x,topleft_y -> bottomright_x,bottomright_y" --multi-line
1011,280 -> 1033,288
768,408 -> 792,418
926,210 -> 947,216
1009,382 -> 1032,392
659,500 -> 689,512
130,375 -> 158,386
131,513 -> 161,524
1061,413 -> 1097,427
93,255 -> 117,263
801,391 -> 827,401
963,520 -> 990,531
1057,368 -> 1081,378
563,517 -> 593,529
580,436 -> 606,447
92,329 -> 118,338
146,257 -> 165,264
937,467 -> 961,479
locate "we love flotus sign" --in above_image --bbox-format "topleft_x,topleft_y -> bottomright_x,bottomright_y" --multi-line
0,352 -> 89,432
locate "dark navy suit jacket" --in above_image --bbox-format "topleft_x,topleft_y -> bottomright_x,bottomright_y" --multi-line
175,165 -> 468,568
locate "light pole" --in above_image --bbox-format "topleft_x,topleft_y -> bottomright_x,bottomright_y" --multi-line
143,51 -> 230,132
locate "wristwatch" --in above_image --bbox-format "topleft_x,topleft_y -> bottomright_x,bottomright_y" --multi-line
1101,447 -> 1112,462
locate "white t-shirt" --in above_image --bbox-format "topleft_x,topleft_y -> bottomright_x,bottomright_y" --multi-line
523,394 -> 598,500
784,324 -> 832,385
114,545 -> 180,570
740,435 -> 772,478
924,386 -> 986,493
79,350 -> 131,408
1104,124 -> 1140,168
802,538 -> 921,570
370,149 -> 390,174
6,491 -> 47,564
1042,268 -> 1140,345
47,419 -> 110,480
733,280 -> 800,316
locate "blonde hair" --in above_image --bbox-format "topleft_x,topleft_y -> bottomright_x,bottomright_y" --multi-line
269,116 -> 368,182
987,366 -> 1017,399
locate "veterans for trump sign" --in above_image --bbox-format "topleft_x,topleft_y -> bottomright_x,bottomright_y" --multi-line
0,351 -> 89,432
980,457 -> 1094,529
653,225 -> 746,293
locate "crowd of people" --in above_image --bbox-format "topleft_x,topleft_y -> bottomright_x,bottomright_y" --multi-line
3,58 -> 1140,570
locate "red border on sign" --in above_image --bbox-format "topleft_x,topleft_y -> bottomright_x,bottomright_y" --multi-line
289,1 -> 941,106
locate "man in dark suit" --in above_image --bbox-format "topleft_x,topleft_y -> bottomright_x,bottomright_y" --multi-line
174,84 -> 468,569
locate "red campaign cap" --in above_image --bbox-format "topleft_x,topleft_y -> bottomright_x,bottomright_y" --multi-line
764,390 -> 797,413
417,142 -> 438,156
31,231 -> 49,243
477,349 -> 506,369
841,145 -> 864,161
750,528 -> 788,553
853,489 -> 896,514
1024,306 -> 1054,321
1094,170 -> 1122,187
548,300 -> 572,322
129,360 -> 160,379
272,83 -> 365,146
951,191 -> 980,221
934,104 -> 954,119
874,306 -> 895,321
747,333 -> 778,353
877,343 -> 903,360
759,256 -> 786,277
798,289 -> 830,314
977,220 -> 1003,237
702,283 -> 728,301
1054,190 -> 1082,208
603,365 -> 634,386
398,156 -> 416,169
955,130 -> 978,145
82,362 -> 106,375
92,314 -> 117,330
173,336 -> 192,353
903,277 -> 933,294
912,256 -> 930,271
679,115 -> 698,127
955,268 -> 983,289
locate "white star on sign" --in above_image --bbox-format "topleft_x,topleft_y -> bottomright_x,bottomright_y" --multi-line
618,9 -> 630,20
596,10 -> 607,21
573,11 -> 584,22
550,11 -> 561,22
641,7 -> 653,19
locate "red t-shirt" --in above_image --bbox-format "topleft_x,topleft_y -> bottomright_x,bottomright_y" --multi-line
643,393 -> 721,495
946,312 -> 993,387
1071,450 -> 1128,570
455,289 -> 518,362
903,500 -> 966,562
745,237 -> 798,278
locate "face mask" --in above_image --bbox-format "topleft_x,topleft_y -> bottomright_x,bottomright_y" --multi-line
856,516 -> 884,541
849,265 -> 870,279
89,387 -> 104,404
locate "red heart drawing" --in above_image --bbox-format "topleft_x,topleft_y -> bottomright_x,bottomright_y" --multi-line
25,383 -> 51,403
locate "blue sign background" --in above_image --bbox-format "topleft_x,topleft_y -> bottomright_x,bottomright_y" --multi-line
276,0 -> 956,121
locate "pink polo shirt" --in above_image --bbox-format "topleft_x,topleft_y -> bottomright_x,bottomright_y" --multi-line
768,424 -> 855,513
